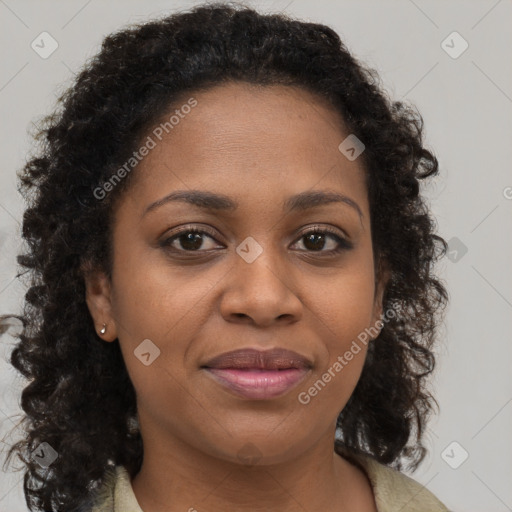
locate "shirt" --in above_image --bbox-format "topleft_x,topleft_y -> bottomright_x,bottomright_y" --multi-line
90,452 -> 449,512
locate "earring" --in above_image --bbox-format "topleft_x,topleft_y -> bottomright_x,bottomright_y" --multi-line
99,323 -> 107,335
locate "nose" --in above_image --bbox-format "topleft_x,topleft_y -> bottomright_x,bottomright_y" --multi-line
219,244 -> 303,327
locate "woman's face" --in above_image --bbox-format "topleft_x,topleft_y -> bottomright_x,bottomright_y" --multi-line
86,82 -> 386,465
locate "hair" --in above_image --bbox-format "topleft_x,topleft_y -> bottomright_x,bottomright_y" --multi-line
1,2 -> 448,511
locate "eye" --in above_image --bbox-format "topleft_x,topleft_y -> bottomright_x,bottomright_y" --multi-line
291,226 -> 353,255
160,225 -> 353,256
160,227 -> 222,253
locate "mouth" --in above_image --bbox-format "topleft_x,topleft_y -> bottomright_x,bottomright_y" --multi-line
201,348 -> 312,400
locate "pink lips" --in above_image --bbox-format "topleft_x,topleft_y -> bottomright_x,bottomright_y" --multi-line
201,348 -> 312,400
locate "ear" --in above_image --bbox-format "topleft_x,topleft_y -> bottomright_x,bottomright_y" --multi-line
370,259 -> 390,337
82,262 -> 118,342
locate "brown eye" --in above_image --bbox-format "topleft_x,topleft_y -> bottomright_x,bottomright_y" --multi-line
160,228 -> 221,252
292,227 -> 353,255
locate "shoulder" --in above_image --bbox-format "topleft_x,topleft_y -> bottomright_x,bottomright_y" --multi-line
89,466 -> 116,512
90,465 -> 142,512
340,449 -> 450,512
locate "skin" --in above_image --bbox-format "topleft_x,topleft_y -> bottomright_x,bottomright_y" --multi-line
85,82 -> 387,512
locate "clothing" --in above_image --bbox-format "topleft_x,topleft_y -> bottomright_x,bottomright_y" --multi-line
341,450 -> 449,512
90,452 -> 449,512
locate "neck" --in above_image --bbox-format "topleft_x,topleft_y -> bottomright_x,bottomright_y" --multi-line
130,428 -> 375,512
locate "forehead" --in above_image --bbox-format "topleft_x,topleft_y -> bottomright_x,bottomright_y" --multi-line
166,81 -> 348,156
123,82 -> 368,215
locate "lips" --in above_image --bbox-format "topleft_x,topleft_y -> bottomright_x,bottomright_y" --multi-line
201,348 -> 312,400
202,348 -> 312,371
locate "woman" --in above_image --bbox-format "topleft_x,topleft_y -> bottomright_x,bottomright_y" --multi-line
2,3 -> 450,511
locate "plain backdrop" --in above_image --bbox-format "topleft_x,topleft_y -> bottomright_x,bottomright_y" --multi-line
1,1 -> 511,510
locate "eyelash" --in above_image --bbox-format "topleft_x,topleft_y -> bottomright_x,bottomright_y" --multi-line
159,225 -> 353,256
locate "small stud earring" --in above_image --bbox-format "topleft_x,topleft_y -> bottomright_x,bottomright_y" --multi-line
99,323 -> 107,335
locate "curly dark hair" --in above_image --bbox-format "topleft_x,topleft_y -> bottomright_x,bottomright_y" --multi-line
1,2 -> 448,511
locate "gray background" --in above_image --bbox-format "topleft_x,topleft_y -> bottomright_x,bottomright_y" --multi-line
1,0 -> 511,510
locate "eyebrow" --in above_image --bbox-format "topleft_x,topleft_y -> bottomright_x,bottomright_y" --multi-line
142,189 -> 363,219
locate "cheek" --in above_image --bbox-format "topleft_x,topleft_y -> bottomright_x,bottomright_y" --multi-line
302,259 -> 376,403
110,245 -> 221,407
110,234 -> 212,339
309,260 -> 376,348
